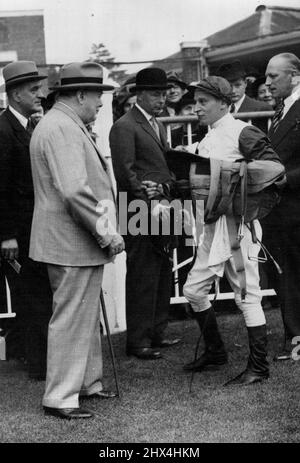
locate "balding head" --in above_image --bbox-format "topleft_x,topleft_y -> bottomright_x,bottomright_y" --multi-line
265,53 -> 300,99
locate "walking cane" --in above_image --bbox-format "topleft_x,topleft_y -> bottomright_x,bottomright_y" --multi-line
100,289 -> 120,397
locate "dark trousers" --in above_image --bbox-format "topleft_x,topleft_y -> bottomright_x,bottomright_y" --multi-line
262,212 -> 300,345
124,234 -> 173,349
3,257 -> 52,375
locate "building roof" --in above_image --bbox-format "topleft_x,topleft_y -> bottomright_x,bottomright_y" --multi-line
205,4 -> 300,49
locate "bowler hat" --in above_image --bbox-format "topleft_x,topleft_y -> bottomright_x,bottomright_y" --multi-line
166,71 -> 187,89
2,61 -> 47,90
216,60 -> 246,82
49,62 -> 114,91
188,76 -> 232,104
130,67 -> 171,93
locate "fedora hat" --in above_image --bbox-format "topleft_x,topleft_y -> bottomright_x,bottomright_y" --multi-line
2,61 -> 47,90
130,67 -> 171,93
216,60 -> 246,82
49,61 -> 114,91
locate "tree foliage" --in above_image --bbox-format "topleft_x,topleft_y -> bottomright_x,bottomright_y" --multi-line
89,43 -> 129,85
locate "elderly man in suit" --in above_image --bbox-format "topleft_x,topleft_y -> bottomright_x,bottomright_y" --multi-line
263,53 -> 300,361
0,61 -> 52,380
30,62 -> 124,419
109,67 -> 181,360
217,61 -> 271,133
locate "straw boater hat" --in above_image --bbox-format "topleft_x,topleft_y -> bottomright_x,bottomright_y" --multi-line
49,62 -> 114,91
130,67 -> 172,93
2,61 -> 47,91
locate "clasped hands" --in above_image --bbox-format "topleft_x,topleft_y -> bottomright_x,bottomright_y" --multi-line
141,180 -> 191,225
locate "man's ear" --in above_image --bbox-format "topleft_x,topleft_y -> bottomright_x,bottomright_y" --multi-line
291,74 -> 300,86
76,90 -> 85,105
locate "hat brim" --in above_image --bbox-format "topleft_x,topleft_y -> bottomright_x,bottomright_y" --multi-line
167,80 -> 187,89
5,74 -> 48,90
187,84 -> 231,103
130,84 -> 172,93
49,83 -> 115,91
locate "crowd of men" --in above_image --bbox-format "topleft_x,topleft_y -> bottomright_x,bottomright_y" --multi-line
0,52 -> 299,419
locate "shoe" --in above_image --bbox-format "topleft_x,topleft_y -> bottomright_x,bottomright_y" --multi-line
44,406 -> 94,419
224,369 -> 269,386
224,325 -> 269,387
152,338 -> 182,348
126,347 -> 162,360
83,390 -> 117,399
273,351 -> 292,361
184,307 -> 227,372
183,350 -> 228,372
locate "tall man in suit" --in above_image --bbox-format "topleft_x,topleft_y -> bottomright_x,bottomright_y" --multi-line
109,68 -> 181,360
0,61 -> 52,380
264,53 -> 300,360
217,60 -> 271,133
30,62 -> 125,419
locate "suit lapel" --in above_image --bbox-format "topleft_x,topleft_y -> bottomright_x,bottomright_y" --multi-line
5,109 -> 30,146
269,100 -> 300,147
132,105 -> 166,150
54,102 -> 109,168
53,102 -> 116,197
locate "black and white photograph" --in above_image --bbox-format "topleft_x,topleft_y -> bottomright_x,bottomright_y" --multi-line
0,0 -> 299,446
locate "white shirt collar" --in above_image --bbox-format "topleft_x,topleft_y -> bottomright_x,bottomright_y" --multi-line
283,85 -> 300,117
233,94 -> 246,113
135,103 -> 153,122
210,112 -> 233,130
8,105 -> 28,129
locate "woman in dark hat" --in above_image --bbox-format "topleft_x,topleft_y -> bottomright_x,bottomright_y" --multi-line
112,75 -> 137,122
253,75 -> 276,108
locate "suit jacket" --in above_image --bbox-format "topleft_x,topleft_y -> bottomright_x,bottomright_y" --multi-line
239,95 -> 272,113
109,105 -> 173,202
0,109 -> 33,254
268,99 -> 300,225
239,95 -> 272,133
29,102 -> 118,266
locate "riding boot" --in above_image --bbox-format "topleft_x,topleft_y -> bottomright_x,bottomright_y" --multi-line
183,306 -> 227,372
224,324 -> 269,386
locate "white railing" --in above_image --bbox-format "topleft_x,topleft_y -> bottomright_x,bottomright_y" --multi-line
158,111 -> 277,304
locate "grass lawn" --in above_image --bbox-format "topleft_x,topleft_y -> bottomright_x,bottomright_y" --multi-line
0,307 -> 299,443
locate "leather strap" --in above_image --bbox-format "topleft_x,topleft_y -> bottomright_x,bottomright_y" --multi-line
205,158 -> 221,222
226,213 -> 247,301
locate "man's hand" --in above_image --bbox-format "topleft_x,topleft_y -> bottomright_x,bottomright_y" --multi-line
105,234 -> 125,258
152,203 -> 171,221
174,145 -> 190,152
1,239 -> 19,261
141,180 -> 164,199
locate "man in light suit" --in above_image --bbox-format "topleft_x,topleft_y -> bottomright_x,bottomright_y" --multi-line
0,61 -> 52,380
30,62 -> 125,419
263,53 -> 300,360
109,68 -> 181,360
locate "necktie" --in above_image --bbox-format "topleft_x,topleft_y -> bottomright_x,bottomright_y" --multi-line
230,103 -> 236,113
26,117 -> 34,135
272,100 -> 284,132
150,116 -> 160,140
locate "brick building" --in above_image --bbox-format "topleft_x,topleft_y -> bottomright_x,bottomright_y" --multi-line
0,10 -> 47,107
